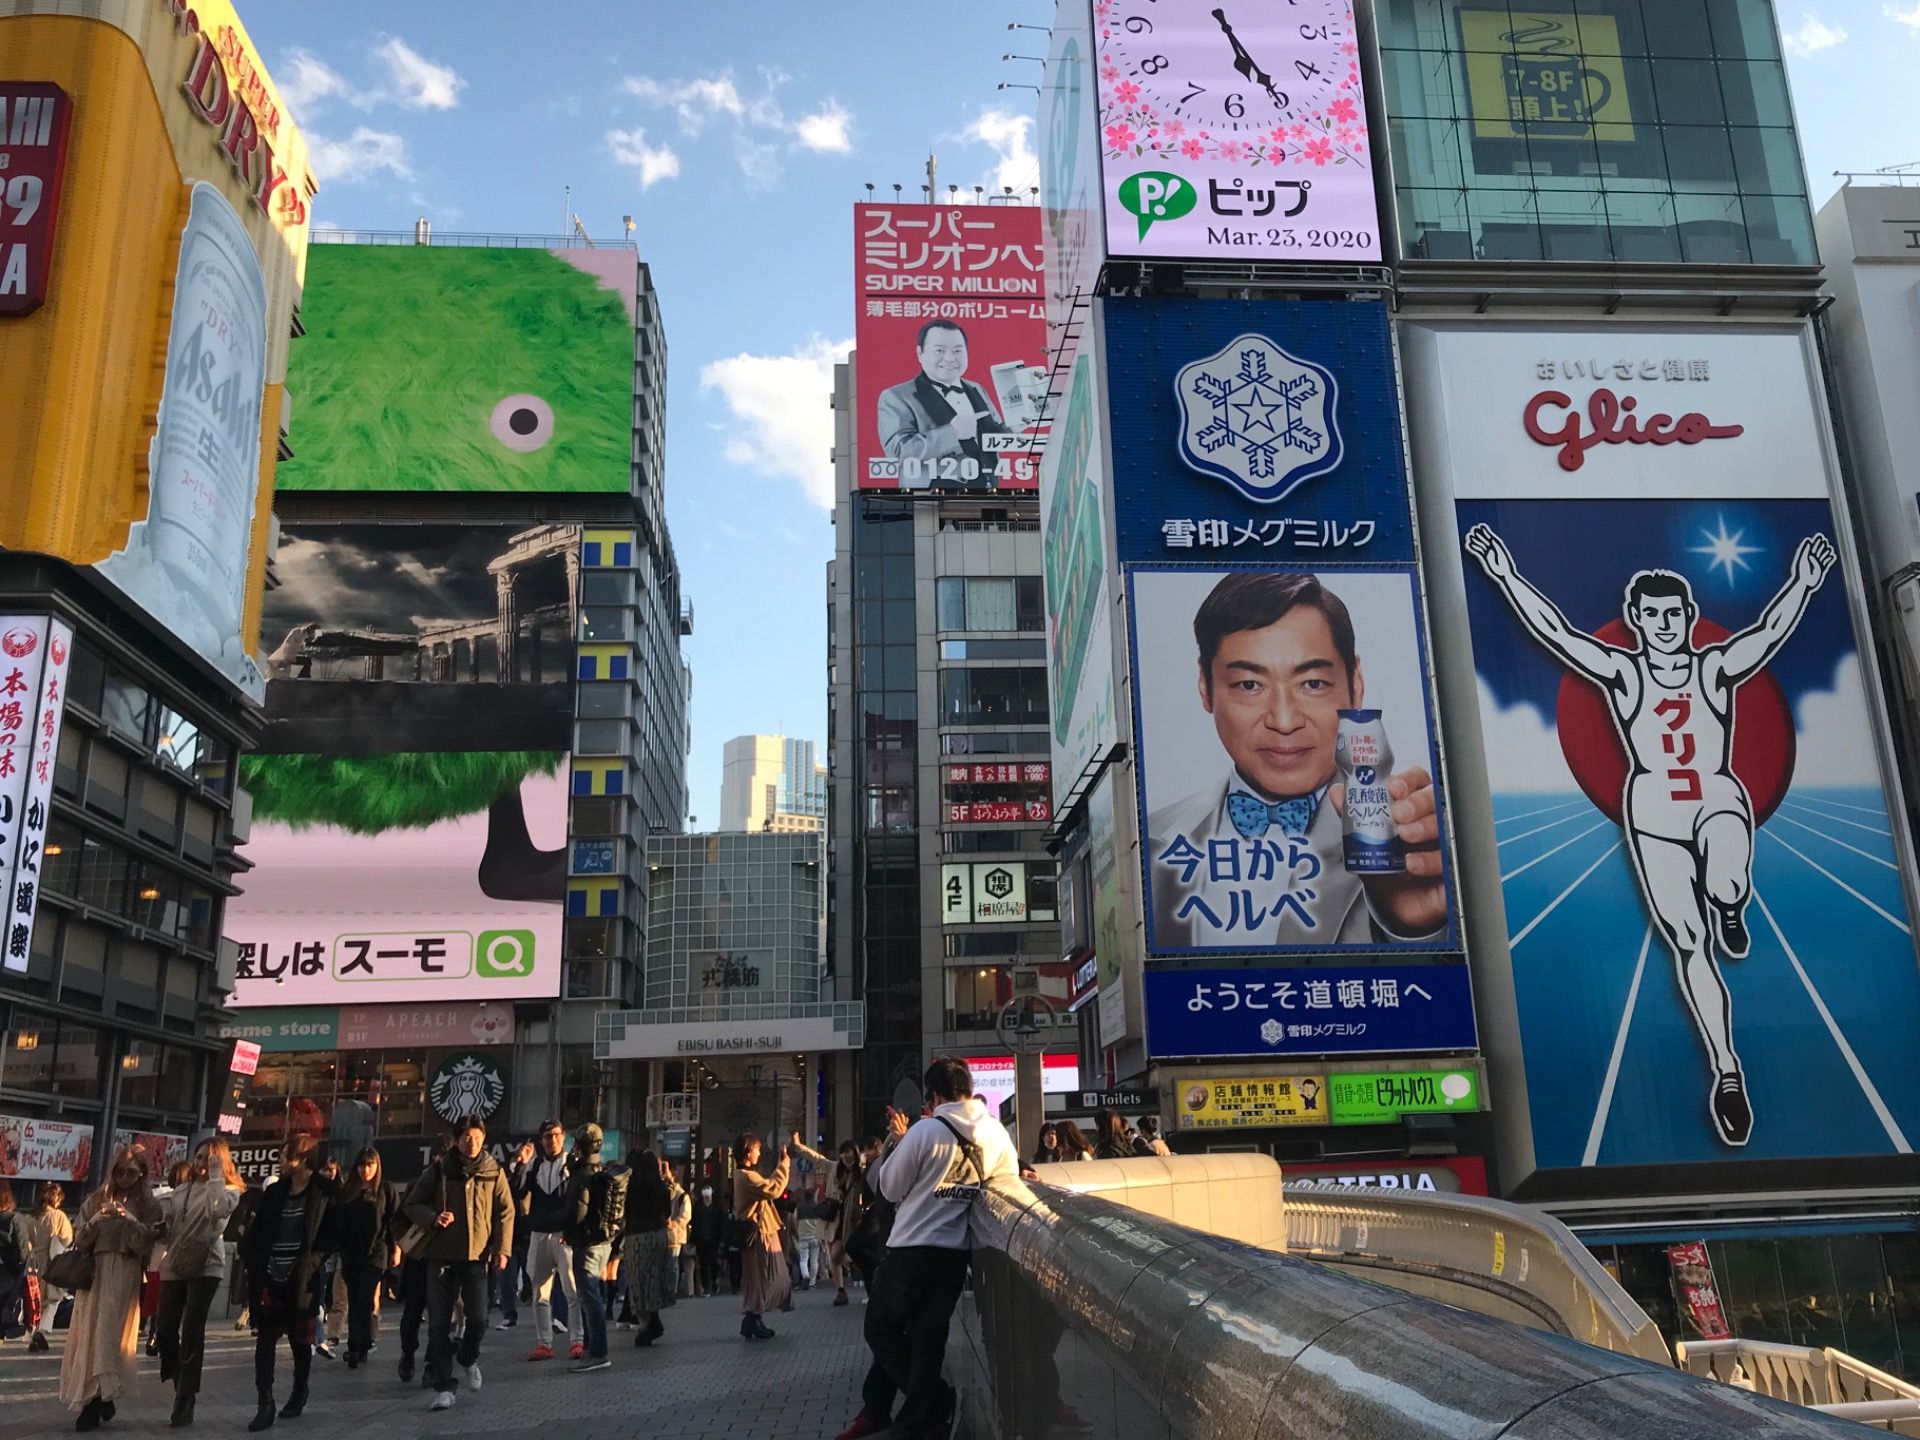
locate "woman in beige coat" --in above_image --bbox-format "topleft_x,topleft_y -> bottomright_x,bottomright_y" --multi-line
730,1133 -> 790,1341
60,1145 -> 162,1432
155,1139 -> 243,1427
27,1182 -> 75,1352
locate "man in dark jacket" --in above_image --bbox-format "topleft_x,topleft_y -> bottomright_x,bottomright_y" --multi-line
242,1134 -> 341,1431
495,1140 -> 535,1332
403,1115 -> 513,1411
559,1124 -> 622,1373
519,1119 -> 578,1361
690,1182 -> 724,1297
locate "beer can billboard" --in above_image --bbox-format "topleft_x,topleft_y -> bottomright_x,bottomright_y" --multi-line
1404,321 -> 1920,1174
1106,298 -> 1461,973
854,203 -> 1046,494
0,1 -> 315,699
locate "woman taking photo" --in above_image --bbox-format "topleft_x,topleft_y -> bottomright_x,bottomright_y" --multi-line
621,1153 -> 671,1347
60,1144 -> 162,1433
729,1133 -> 790,1340
334,1148 -> 397,1369
155,1140 -> 243,1427
792,1134 -> 867,1306
28,1182 -> 74,1352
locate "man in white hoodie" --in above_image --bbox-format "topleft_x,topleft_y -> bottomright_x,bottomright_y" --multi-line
837,1057 -> 1017,1440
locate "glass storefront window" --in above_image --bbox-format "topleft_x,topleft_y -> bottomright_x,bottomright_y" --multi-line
1378,0 -> 1816,265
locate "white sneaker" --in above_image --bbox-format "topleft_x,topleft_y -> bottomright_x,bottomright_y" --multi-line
465,1362 -> 483,1393
430,1392 -> 455,1411
551,1318 -> 567,1335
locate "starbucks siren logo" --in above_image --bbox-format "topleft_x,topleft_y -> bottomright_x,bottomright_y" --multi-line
429,1052 -> 506,1124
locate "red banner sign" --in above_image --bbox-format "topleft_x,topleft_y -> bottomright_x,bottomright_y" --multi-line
1667,1242 -> 1732,1340
855,203 -> 1046,494
0,84 -> 74,318
946,762 -> 1051,786
949,800 -> 1052,825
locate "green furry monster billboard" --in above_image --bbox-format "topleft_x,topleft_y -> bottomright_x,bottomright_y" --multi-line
282,245 -> 637,494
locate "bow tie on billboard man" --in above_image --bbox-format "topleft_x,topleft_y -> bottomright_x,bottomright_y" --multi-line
877,320 -> 1011,485
1465,523 -> 1837,1147
1146,572 -> 1447,948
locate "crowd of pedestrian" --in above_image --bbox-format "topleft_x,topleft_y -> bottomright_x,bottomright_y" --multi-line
4,1085 -> 1173,1437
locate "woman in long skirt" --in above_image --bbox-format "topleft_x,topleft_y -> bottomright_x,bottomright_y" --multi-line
621,1153 -> 673,1346
60,1145 -> 162,1432
730,1133 -> 790,1341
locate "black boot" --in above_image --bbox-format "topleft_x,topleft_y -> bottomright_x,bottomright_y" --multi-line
740,1313 -> 756,1339
98,1402 -> 115,1423
75,1399 -> 103,1433
397,1354 -> 414,1384
170,1393 -> 195,1429
248,1393 -> 276,1433
279,1386 -> 308,1421
750,1317 -> 776,1340
639,1314 -> 664,1347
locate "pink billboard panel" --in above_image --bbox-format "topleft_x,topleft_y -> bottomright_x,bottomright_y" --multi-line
1096,0 -> 1382,263
855,203 -> 1047,494
223,760 -> 567,1007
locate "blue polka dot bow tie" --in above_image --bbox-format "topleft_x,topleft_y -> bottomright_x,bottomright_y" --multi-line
1227,793 -> 1318,840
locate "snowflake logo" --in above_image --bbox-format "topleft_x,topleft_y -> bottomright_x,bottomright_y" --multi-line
1259,1018 -> 1286,1047
1174,334 -> 1344,503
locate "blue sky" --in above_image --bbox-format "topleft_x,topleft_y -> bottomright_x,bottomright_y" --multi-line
240,1 -> 1912,825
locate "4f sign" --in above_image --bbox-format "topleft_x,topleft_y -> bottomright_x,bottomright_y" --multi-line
1176,334 -> 1344,504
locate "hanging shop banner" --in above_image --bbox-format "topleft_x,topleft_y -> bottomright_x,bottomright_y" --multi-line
1667,1242 -> 1733,1340
0,615 -> 72,973
1174,1074 -> 1328,1130
1327,1068 -> 1482,1126
1095,0 -> 1381,264
854,202 -> 1046,494
1406,321 -> 1920,1171
1145,964 -> 1477,1058
0,1114 -> 92,1181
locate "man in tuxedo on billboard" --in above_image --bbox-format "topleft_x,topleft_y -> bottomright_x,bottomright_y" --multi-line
877,320 -> 1010,491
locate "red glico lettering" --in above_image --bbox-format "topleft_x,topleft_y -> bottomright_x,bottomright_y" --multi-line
1523,388 -> 1745,472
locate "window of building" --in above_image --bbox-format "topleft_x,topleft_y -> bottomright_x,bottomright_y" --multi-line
100,674 -> 152,746
154,708 -> 204,778
54,726 -> 83,798
941,732 -> 1051,757
1378,0 -> 1813,265
85,747 -> 130,821
946,966 -> 1009,1031
51,1020 -> 103,1100
66,641 -> 106,714
938,667 -> 1049,727
58,920 -> 110,1000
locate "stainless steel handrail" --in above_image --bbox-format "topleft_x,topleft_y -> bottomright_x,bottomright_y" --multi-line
953,1177 -> 1875,1440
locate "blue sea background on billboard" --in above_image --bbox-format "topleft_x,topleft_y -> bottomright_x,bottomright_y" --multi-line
1460,495 -> 1920,1168
1102,297 -> 1416,565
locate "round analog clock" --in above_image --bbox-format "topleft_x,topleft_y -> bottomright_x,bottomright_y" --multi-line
1104,1 -> 1356,132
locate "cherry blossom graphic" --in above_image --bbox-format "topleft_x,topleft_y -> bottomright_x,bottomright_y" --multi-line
1105,122 -> 1137,150
1181,138 -> 1206,159
1112,78 -> 1140,104
1328,96 -> 1359,124
1305,137 -> 1335,166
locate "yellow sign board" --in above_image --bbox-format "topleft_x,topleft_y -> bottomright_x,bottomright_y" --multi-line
1175,1075 -> 1327,1130
1460,10 -> 1635,143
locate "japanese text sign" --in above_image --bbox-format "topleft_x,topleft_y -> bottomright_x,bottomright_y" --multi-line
0,84 -> 74,317
855,203 -> 1046,494
1096,0 -> 1381,263
1102,298 -> 1415,565
1175,1074 -> 1328,1129
1146,964 -> 1478,1058
0,1114 -> 92,1181
0,615 -> 71,973
228,1039 -> 261,1076
1327,1068 -> 1481,1126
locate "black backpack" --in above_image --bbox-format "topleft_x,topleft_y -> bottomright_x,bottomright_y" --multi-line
593,1166 -> 629,1246
0,1212 -> 23,1273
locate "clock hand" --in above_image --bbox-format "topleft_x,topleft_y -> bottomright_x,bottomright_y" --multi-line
1211,9 -> 1288,112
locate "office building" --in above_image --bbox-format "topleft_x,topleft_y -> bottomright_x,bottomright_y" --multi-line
720,734 -> 828,833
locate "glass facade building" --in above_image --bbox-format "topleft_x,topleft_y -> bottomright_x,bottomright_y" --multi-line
1376,0 -> 1814,265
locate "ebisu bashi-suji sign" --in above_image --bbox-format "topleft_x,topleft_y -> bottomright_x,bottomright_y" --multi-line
0,84 -> 74,317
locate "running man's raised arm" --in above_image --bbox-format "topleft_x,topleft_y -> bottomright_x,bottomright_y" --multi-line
1464,524 -> 1625,684
1717,535 -> 1836,684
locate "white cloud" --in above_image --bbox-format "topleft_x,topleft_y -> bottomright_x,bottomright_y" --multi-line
794,101 -> 852,154
373,37 -> 464,110
1889,3 -> 1920,31
965,108 -> 1038,196
620,69 -> 851,181
699,336 -> 853,509
1792,654 -> 1884,787
306,128 -> 412,185
1783,13 -> 1849,55
278,48 -> 352,120
1474,677 -> 1578,794
605,127 -> 680,188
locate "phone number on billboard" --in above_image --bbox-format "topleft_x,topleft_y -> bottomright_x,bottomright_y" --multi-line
867,456 -> 1037,485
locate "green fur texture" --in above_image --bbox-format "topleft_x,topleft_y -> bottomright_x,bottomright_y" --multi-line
240,751 -> 562,833
283,246 -> 632,494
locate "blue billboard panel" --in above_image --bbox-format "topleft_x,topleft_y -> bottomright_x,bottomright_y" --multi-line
1146,965 -> 1477,1059
1413,322 -> 1920,1171
1101,297 -> 1415,566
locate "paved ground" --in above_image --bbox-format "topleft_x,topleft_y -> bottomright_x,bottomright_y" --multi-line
3,1286 -> 872,1440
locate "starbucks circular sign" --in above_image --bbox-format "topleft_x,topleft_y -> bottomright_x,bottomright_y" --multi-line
428,1051 -> 507,1126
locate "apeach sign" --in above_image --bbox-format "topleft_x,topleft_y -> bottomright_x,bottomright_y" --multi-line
162,0 -> 309,229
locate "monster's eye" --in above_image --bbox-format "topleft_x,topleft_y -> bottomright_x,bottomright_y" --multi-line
489,394 -> 555,452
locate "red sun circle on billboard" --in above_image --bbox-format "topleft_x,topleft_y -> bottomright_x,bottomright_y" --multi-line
1,628 -> 40,659
1555,618 -> 1796,826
